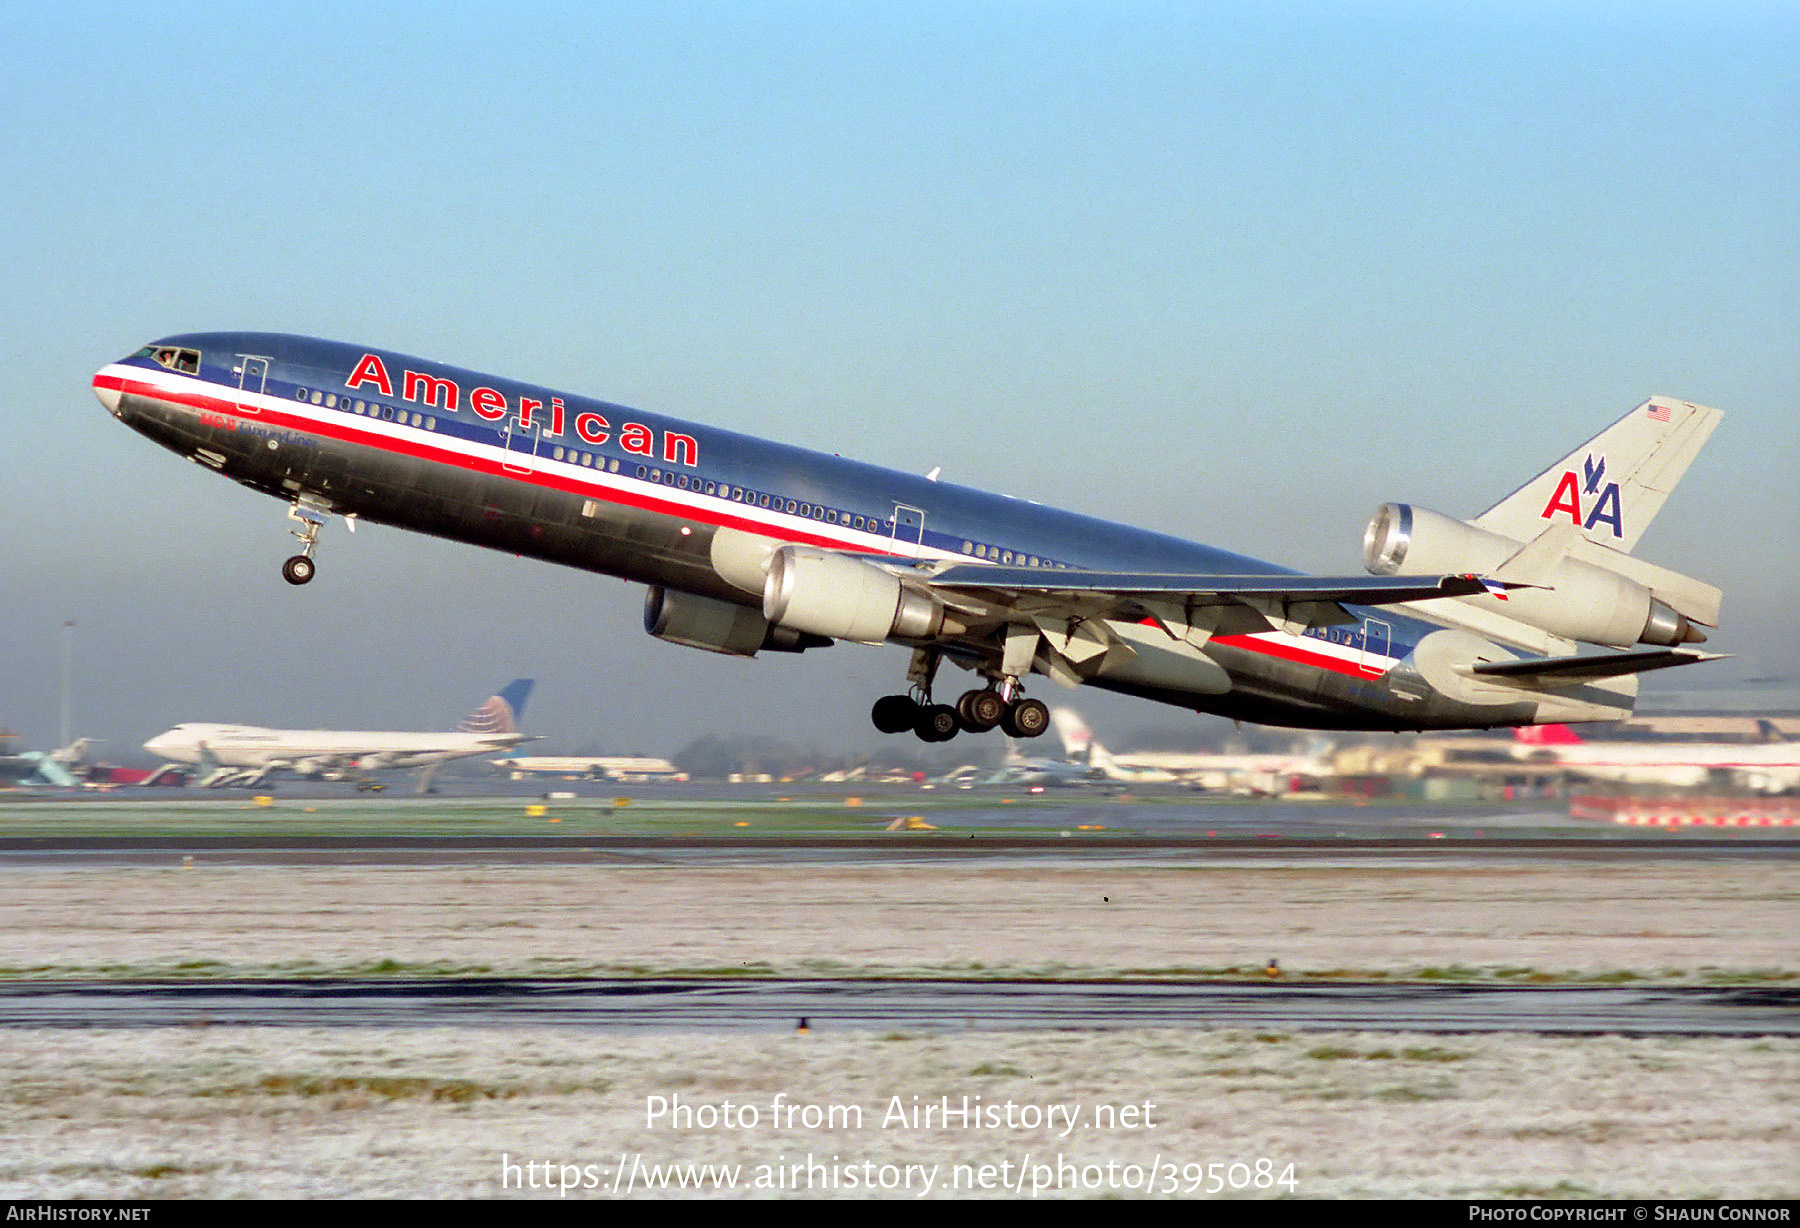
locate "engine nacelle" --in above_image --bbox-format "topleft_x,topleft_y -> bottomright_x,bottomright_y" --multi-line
1363,503 -> 1702,648
762,547 -> 944,644
643,587 -> 828,657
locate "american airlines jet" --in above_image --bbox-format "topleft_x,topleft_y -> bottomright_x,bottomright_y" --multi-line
143,679 -> 534,791
95,334 -> 1723,741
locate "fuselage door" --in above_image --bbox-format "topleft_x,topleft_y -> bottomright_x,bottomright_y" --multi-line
501,414 -> 540,474
1360,617 -> 1391,677
235,355 -> 269,415
891,503 -> 925,556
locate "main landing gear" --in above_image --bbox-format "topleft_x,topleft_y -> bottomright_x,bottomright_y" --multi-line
871,648 -> 1051,743
870,689 -> 1051,743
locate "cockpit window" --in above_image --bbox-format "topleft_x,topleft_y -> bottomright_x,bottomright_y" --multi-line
150,346 -> 201,374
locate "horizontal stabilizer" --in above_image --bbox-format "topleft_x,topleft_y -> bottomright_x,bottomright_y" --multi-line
927,566 -> 1509,607
1469,648 -> 1725,686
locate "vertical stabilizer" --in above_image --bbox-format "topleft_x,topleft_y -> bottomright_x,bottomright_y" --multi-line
459,679 -> 534,735
1514,723 -> 1583,746
1049,708 -> 1093,760
1474,397 -> 1722,554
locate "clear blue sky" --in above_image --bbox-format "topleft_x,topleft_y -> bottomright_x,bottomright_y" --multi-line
2,2 -> 1795,755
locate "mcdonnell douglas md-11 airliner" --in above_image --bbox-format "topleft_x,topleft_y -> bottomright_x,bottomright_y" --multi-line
93,334 -> 1724,741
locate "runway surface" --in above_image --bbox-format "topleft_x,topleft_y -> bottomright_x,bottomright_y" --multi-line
4,834 -> 1796,869
2,977 -> 1794,1036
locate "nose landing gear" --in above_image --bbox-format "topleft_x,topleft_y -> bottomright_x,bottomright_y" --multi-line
280,503 -> 340,586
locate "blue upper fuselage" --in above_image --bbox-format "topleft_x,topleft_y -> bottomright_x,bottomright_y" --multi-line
114,330 -> 1443,664
130,331 -> 1288,574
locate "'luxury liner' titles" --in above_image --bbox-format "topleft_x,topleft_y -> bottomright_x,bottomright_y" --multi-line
344,352 -> 699,467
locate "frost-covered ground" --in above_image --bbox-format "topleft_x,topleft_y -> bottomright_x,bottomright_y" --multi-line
1,860 -> 1793,980
0,858 -> 1794,1198
0,1027 -> 1794,1199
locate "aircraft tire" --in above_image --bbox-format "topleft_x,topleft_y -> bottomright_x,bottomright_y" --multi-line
1002,698 -> 1051,739
282,555 -> 316,586
957,688 -> 1006,733
871,694 -> 918,735
914,704 -> 960,742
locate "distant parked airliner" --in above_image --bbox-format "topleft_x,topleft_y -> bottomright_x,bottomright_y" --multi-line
143,679 -> 533,791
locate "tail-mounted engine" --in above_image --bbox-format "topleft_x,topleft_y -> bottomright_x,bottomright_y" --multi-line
1363,503 -> 1706,648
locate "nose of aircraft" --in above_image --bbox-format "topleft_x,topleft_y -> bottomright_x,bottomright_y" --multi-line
92,369 -> 122,414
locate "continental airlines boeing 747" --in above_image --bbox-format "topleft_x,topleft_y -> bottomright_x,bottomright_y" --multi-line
93,334 -> 1724,741
143,679 -> 534,791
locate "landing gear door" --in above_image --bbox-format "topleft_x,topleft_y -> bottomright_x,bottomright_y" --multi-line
1360,617 -> 1391,677
236,355 -> 269,415
891,503 -> 925,557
